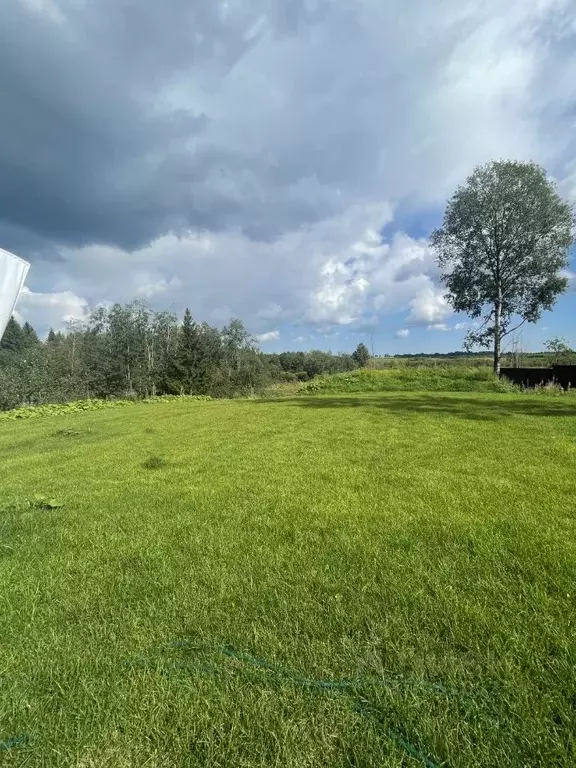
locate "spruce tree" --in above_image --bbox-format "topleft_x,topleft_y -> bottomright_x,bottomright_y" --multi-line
352,342 -> 370,368
0,316 -> 24,351
174,309 -> 200,394
22,321 -> 40,347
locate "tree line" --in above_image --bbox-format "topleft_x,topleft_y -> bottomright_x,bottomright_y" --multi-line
3,159 -> 573,407
0,303 -> 370,411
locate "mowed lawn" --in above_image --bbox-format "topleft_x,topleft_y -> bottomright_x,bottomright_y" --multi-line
1,393 -> 575,767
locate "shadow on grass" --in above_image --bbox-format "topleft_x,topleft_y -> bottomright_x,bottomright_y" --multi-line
252,394 -> 576,421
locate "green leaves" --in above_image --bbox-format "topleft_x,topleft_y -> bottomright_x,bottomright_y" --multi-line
0,395 -> 212,422
544,337 -> 575,365
1,495 -> 65,514
431,160 -> 574,372
352,343 -> 371,368
28,495 -> 64,510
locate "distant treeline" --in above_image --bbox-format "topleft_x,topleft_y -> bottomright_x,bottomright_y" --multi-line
384,351 -> 491,358
0,301 -> 363,411
375,349 -> 576,368
380,350 -> 575,362
0,300 -> 569,411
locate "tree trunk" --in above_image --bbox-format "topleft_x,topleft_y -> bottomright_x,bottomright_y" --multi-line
493,296 -> 502,376
126,343 -> 132,394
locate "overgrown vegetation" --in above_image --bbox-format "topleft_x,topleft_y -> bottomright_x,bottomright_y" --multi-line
543,336 -> 575,365
0,394 -> 211,421
300,366 -> 518,394
0,307 -> 364,411
0,393 -> 575,766
2,305 -> 573,412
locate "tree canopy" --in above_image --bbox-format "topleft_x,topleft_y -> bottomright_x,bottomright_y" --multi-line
544,336 -> 574,365
352,343 -> 371,368
0,316 -> 24,353
431,160 -> 574,373
0,304 -> 359,411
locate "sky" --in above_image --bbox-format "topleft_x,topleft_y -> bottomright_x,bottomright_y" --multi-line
1,0 -> 575,354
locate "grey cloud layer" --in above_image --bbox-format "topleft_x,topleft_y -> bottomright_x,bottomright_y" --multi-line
2,0 -> 575,334
0,0 -> 347,251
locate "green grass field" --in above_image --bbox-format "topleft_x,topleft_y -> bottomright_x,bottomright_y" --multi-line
1,392 -> 575,767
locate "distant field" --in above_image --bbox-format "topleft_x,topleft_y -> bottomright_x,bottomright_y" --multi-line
370,353 -> 576,368
370,355 -> 494,369
1,392 -> 575,767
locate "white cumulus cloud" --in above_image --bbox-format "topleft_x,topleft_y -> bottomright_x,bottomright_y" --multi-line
16,287 -> 89,333
26,203 -> 445,335
408,287 -> 452,326
256,330 -> 280,343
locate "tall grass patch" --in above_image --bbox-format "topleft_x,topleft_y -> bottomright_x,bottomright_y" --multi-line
300,366 -> 516,394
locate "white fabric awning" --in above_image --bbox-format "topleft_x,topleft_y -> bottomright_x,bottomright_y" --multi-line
0,247 -> 30,340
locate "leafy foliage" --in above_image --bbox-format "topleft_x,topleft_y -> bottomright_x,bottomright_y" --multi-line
0,302 -> 270,409
27,494 -> 64,510
0,395 -> 211,422
0,302 -> 361,411
431,160 -> 574,372
266,350 -> 356,381
1,495 -> 64,513
352,342 -> 371,368
543,336 -> 575,365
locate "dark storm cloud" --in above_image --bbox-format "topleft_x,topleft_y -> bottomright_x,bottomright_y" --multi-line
0,0 -> 329,254
3,0 -> 576,344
